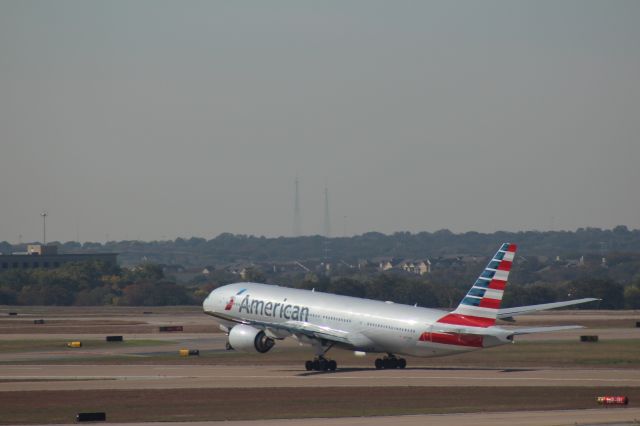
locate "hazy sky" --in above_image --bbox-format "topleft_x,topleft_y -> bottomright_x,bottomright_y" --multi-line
1,1 -> 639,243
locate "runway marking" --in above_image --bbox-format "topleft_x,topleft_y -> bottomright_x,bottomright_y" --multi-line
0,376 -> 174,380
5,367 -> 43,370
3,368 -> 640,387
148,374 -> 640,384
3,374 -> 631,384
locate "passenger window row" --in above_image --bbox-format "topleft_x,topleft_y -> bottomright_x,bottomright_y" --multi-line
366,322 -> 415,333
308,313 -> 352,323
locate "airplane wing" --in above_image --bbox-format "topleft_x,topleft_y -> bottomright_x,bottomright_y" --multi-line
285,320 -> 353,344
241,318 -> 354,345
497,298 -> 600,320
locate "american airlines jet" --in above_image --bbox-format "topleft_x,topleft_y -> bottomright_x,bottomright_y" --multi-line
203,244 -> 597,371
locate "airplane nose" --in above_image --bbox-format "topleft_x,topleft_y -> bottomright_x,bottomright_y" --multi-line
203,288 -> 220,312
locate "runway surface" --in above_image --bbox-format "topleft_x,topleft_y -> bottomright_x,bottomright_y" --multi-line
41,409 -> 640,426
2,308 -> 638,425
3,364 -> 640,391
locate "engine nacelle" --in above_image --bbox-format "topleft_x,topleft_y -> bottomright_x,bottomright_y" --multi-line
228,324 -> 275,353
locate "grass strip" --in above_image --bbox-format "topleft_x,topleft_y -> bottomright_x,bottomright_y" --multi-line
0,339 -> 173,352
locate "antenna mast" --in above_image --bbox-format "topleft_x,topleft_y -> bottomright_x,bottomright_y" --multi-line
323,185 -> 331,238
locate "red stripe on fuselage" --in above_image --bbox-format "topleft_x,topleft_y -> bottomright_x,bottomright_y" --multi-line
507,244 -> 517,252
419,332 -> 483,348
437,313 -> 495,328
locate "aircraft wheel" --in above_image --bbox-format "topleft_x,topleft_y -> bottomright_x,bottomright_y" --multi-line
375,358 -> 383,369
398,358 -> 407,369
319,359 -> 329,371
305,360 -> 313,371
328,360 -> 337,371
388,357 -> 398,369
312,359 -> 320,371
382,358 -> 391,369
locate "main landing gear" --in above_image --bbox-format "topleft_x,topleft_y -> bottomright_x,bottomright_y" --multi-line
305,341 -> 337,371
305,356 -> 337,371
375,354 -> 406,369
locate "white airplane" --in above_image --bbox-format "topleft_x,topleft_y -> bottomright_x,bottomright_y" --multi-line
203,243 -> 597,371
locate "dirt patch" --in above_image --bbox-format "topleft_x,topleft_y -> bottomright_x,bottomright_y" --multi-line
0,386 -> 637,424
0,319 -> 151,335
0,306 -> 202,317
0,339 -> 172,353
0,319 -> 218,334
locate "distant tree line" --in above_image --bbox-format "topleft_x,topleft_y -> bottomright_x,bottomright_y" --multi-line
2,259 -> 639,309
2,225 -> 639,267
2,226 -> 640,307
0,261 -> 195,306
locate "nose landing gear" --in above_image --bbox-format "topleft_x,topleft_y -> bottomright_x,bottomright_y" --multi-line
375,354 -> 406,369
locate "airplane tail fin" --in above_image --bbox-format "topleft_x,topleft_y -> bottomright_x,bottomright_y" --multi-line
437,243 -> 517,328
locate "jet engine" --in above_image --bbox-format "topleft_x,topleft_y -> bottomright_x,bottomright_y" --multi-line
228,324 -> 275,353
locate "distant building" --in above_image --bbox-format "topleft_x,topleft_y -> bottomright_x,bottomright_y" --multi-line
418,260 -> 431,275
399,260 -> 431,275
0,245 -> 117,271
377,258 -> 431,275
379,260 -> 394,271
161,264 -> 186,275
239,267 -> 252,280
394,260 -> 431,275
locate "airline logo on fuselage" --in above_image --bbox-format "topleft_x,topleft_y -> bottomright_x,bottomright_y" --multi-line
224,289 -> 247,311
224,298 -> 235,311
237,294 -> 309,322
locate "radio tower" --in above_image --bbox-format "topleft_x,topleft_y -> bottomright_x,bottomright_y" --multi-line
323,185 -> 331,238
293,176 -> 301,237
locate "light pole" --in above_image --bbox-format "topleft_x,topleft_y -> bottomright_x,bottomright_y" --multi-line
41,211 -> 47,244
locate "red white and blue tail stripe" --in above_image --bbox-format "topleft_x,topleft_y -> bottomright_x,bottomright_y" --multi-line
437,243 -> 517,328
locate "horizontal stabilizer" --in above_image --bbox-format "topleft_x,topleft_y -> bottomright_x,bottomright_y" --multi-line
509,325 -> 583,335
431,323 -> 583,339
498,298 -> 600,319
